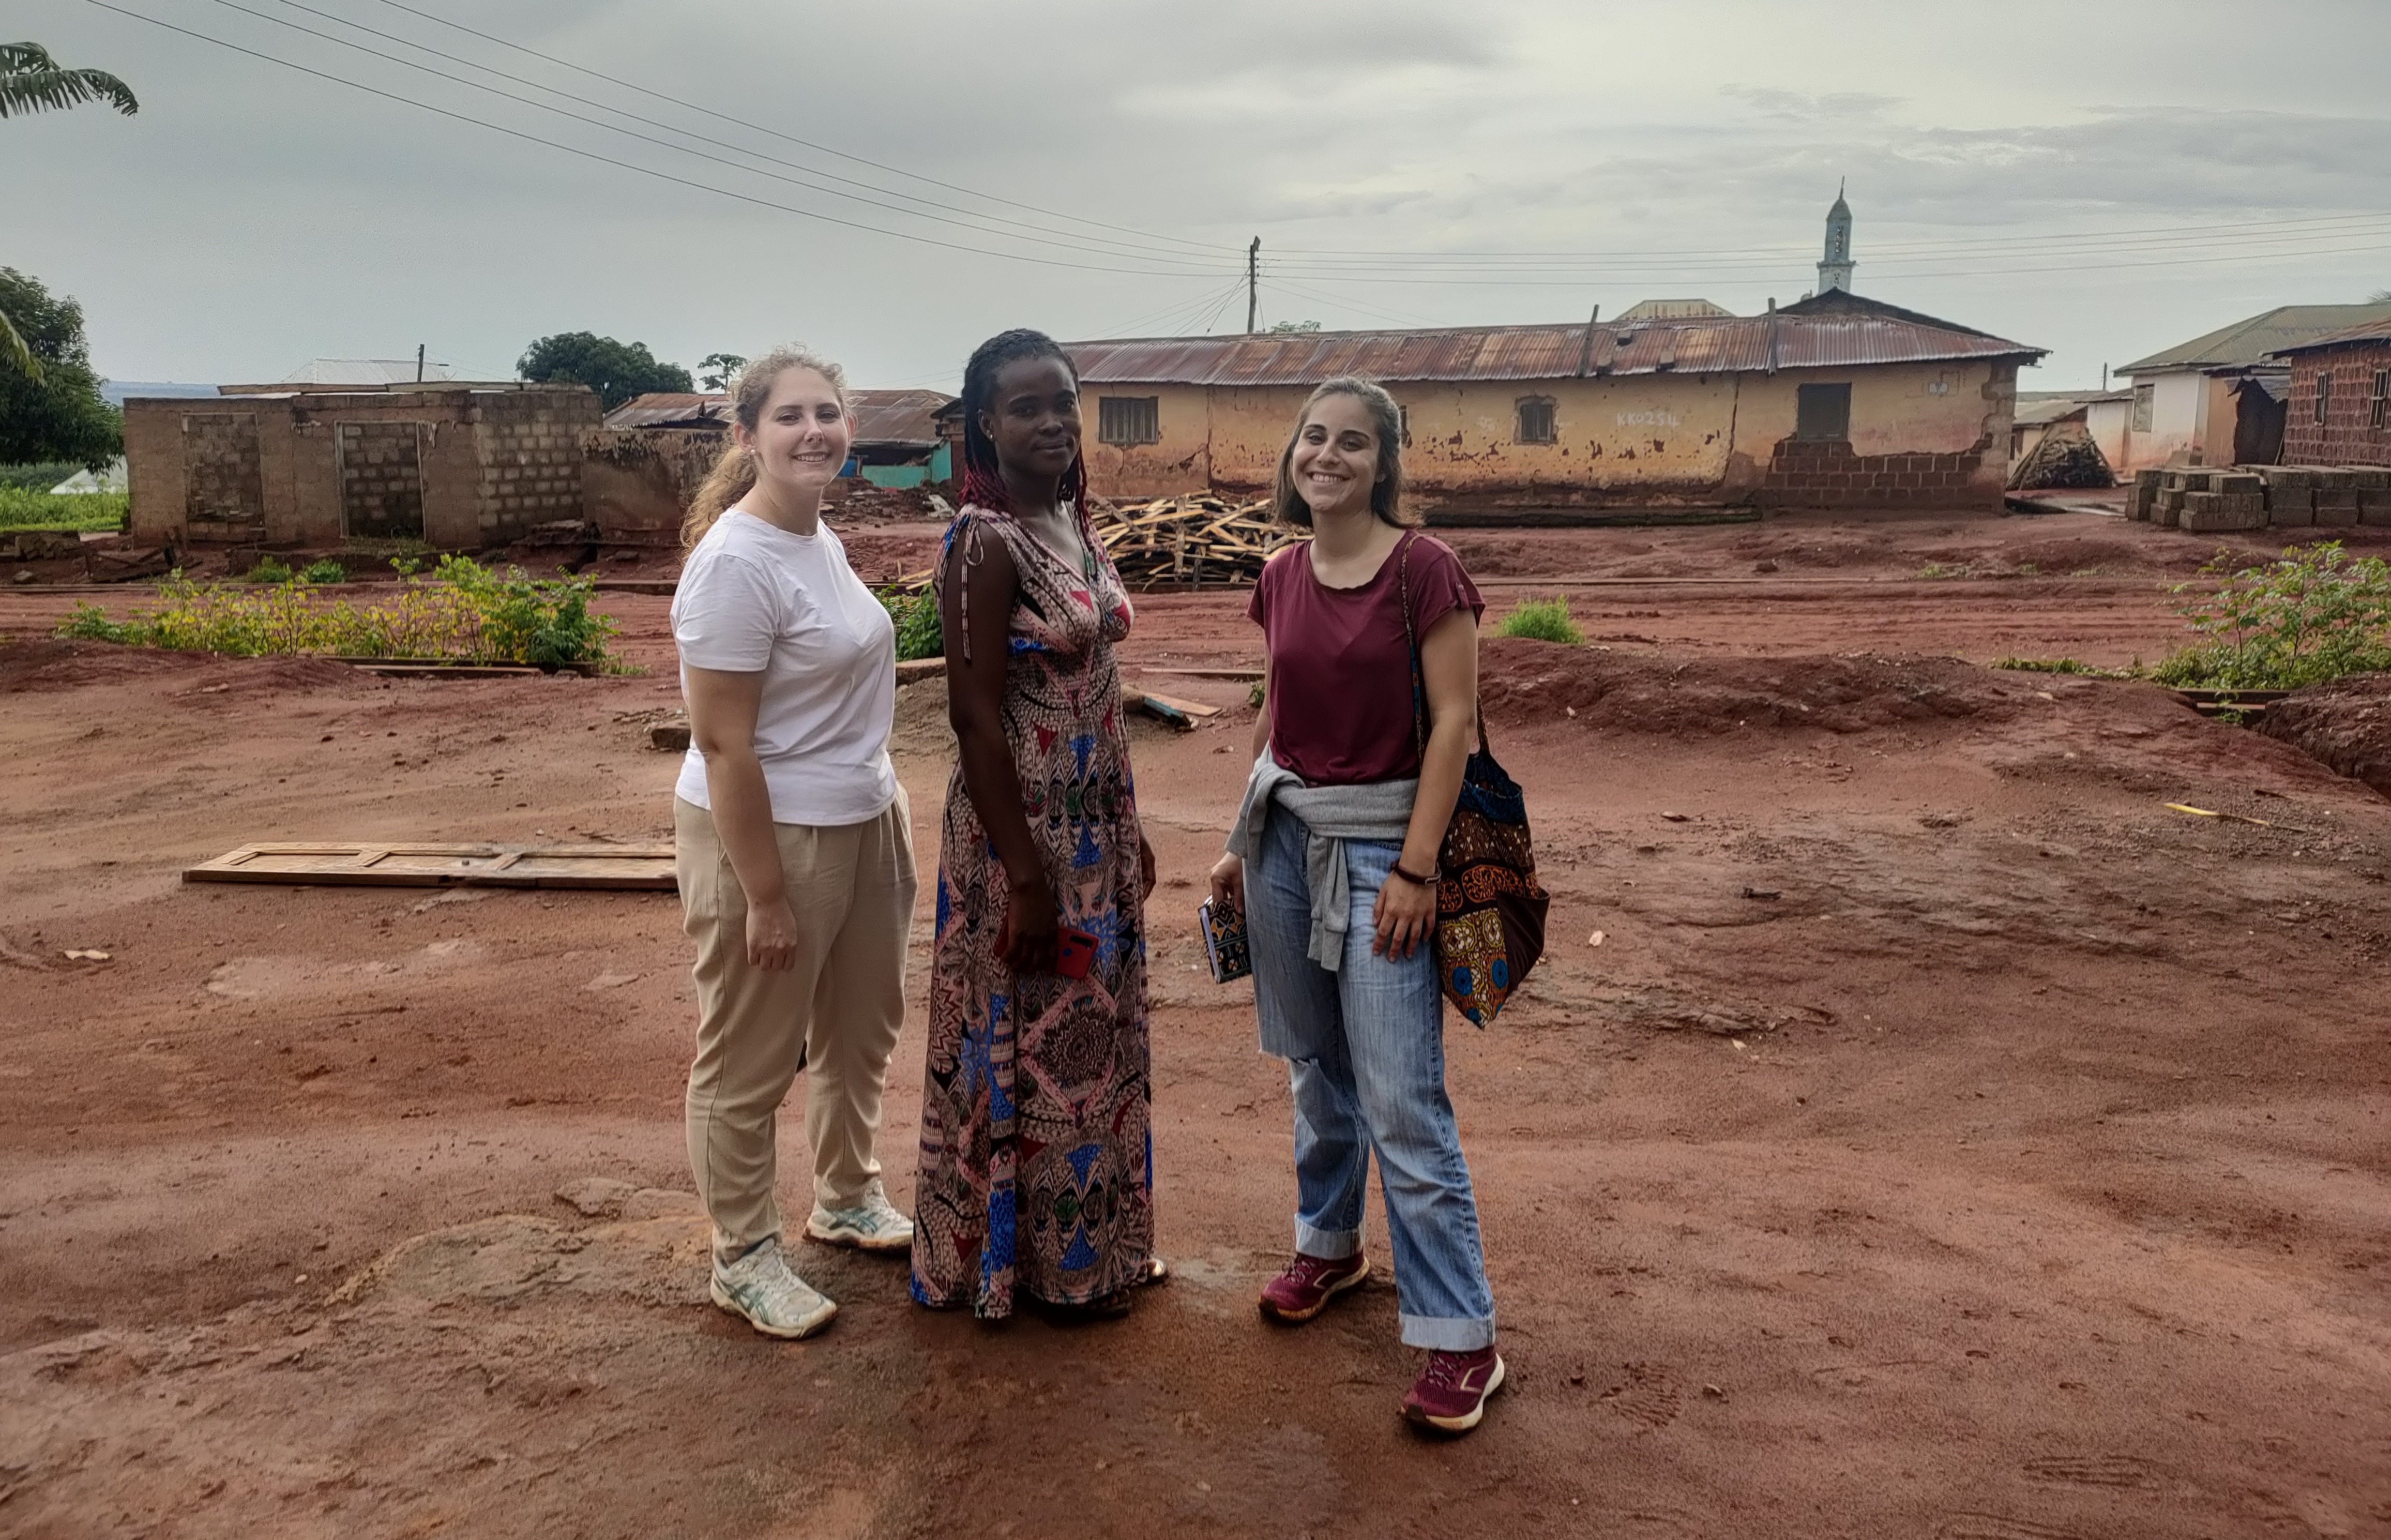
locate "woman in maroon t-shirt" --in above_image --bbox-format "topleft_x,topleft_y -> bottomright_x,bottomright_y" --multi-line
1210,378 -> 1505,1435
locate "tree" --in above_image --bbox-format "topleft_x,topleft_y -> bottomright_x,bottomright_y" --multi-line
698,352 -> 747,391
3,44 -> 136,378
517,332 -> 692,410
1268,319 -> 1323,334
0,40 -> 137,119
0,267 -> 122,468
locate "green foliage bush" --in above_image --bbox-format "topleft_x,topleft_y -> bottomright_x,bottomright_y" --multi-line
2153,542 -> 2391,691
0,462 -> 84,492
299,558 -> 347,584
1493,595 -> 1584,645
0,487 -> 126,531
55,555 -> 618,669
877,584 -> 943,662
245,555 -> 295,584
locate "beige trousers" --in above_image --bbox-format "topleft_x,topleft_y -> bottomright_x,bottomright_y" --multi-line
676,791 -> 917,1252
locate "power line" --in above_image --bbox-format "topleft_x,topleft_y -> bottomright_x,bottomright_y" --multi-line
84,1 -> 1237,282
199,0 -> 1228,272
365,0 -> 1233,261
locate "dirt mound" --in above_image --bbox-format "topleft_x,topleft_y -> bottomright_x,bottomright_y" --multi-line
2260,672 -> 2391,798
1478,638 -> 2036,735
0,639 -> 361,694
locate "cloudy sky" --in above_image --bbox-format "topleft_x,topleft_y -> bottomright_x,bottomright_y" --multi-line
14,0 -> 2391,393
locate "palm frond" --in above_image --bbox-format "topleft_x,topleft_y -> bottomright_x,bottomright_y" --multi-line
0,304 -> 42,381
0,42 -> 138,118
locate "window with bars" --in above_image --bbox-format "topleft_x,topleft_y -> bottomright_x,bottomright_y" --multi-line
2131,383 -> 2154,433
2371,369 -> 2387,431
1515,397 -> 1556,444
1097,396 -> 1160,446
2314,371 -> 2331,426
1795,382 -> 1851,441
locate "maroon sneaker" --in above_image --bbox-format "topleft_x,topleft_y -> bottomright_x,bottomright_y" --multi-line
1257,1251 -> 1369,1323
1402,1347 -> 1506,1433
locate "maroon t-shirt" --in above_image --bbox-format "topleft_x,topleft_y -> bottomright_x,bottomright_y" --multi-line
1249,532 -> 1484,786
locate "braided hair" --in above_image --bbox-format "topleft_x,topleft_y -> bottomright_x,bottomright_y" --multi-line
957,327 -> 1087,517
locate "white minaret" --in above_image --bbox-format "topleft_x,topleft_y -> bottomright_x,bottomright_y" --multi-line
1818,180 -> 1855,294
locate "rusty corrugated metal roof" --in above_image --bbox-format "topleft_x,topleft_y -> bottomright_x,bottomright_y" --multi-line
1067,297 -> 2038,387
602,387 -> 956,446
603,392 -> 728,429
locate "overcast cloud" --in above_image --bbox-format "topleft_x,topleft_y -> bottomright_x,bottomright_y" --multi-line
12,0 -> 2391,392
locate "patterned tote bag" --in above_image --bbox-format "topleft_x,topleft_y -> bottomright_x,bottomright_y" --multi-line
1397,535 -> 1551,1025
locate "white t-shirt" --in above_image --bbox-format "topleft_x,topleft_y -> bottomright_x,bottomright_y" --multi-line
672,508 -> 899,826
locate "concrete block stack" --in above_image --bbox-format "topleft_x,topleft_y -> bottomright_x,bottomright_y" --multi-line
2131,464 -> 2391,533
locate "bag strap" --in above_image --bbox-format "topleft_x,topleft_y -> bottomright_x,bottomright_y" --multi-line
1395,530 -> 1488,760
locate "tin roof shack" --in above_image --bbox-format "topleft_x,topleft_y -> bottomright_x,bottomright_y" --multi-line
1065,290 -> 2041,514
2272,321 -> 2391,469
125,381 -> 599,552
2116,303 -> 2391,472
2011,390 -> 2133,474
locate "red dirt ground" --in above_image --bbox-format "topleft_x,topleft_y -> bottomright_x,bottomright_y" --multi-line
3,508 -> 2387,1540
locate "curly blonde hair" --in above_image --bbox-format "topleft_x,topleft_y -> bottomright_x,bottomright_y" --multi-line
681,344 -> 851,551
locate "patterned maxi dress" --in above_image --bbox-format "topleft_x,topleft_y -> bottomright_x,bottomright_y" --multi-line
911,505 -> 1154,1317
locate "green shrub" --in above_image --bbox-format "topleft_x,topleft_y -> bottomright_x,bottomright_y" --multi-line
1493,595 -> 1583,645
2153,541 -> 2391,691
0,462 -> 85,493
1992,657 -> 2128,677
0,487 -> 128,532
52,555 -> 618,669
299,558 -> 348,585
877,584 -> 943,662
245,555 -> 295,584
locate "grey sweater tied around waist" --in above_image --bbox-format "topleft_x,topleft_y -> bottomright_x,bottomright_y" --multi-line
1225,752 -> 1416,973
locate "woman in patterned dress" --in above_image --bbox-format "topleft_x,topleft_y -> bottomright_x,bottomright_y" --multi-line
911,329 -> 1161,1320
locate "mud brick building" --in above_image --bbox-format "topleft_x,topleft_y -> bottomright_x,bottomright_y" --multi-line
1066,289 -> 2042,513
2273,321 -> 2391,469
123,382 -> 601,551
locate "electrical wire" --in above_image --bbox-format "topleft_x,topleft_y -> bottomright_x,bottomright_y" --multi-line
244,0 -> 1239,266
84,1 -> 1238,282
196,0 -> 1228,273
365,0 -> 1232,260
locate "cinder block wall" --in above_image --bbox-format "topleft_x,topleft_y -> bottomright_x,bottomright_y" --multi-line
463,391 -> 601,547
2282,343 -> 2391,467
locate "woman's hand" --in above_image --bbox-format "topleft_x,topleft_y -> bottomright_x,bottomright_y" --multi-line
1371,869 -> 1439,960
1139,830 -> 1159,901
746,896 -> 802,972
1207,851 -> 1245,917
997,872 -> 1061,973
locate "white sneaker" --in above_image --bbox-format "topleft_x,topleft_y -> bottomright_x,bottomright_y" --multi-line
710,1238 -> 838,1339
806,1187 -> 914,1252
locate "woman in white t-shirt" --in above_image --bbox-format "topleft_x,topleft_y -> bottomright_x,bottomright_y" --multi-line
670,345 -> 917,1341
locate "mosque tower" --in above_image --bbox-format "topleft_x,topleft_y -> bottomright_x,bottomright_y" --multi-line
1818,180 -> 1855,294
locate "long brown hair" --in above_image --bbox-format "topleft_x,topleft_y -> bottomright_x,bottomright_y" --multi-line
681,344 -> 851,551
1272,376 -> 1414,530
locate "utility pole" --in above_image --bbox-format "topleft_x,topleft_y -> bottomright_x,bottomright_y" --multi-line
415,342 -> 426,383
1247,237 -> 1260,334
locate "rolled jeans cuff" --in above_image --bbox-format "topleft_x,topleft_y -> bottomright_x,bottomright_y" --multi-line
1294,1220 -> 1363,1260
1401,1312 -> 1497,1352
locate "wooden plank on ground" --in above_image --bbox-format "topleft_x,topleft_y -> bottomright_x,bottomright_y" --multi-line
185,842 -> 677,890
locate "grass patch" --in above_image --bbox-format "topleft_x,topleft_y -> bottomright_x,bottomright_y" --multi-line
1919,561 -> 1973,580
2153,541 -> 2391,692
56,554 -> 619,669
0,488 -> 128,533
0,462 -> 88,493
1493,595 -> 1584,645
1991,657 -> 2132,678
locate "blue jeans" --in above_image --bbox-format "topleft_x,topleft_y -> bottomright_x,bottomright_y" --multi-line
1246,807 -> 1496,1351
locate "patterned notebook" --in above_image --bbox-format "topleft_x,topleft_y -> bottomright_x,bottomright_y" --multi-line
1199,899 -> 1252,984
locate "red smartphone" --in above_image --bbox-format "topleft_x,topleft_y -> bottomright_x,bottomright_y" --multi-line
1054,926 -> 1099,980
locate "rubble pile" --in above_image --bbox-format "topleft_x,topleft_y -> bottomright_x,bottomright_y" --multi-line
1093,495 -> 1294,587
2130,465 -> 2391,533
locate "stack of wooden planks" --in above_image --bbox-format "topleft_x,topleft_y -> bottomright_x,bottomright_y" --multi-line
1092,495 -> 1293,588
